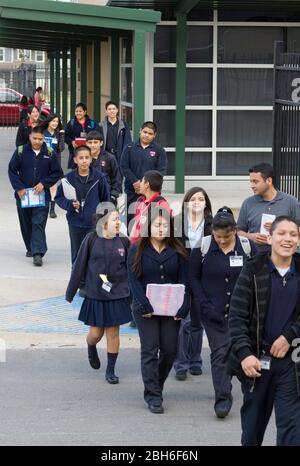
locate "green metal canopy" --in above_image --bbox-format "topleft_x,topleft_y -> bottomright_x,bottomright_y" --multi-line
0,0 -> 161,50
109,0 -> 300,11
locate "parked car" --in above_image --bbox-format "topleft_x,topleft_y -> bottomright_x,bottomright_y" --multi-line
0,88 -> 22,126
0,88 -> 51,126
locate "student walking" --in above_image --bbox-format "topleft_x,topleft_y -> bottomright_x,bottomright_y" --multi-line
99,100 -> 132,165
173,187 -> 213,381
55,145 -> 110,269
228,216 -> 300,446
190,207 -> 256,418
8,126 -> 63,266
66,208 -> 132,384
120,121 -> 167,228
65,103 -> 101,169
86,130 -> 122,204
42,114 -> 65,218
128,207 -> 190,413
16,105 -> 40,147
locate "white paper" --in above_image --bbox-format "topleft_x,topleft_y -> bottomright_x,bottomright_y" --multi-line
146,283 -> 185,316
61,178 -> 77,201
260,213 -> 276,235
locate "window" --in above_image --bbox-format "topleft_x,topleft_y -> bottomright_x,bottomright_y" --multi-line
35,51 -> 45,62
18,49 -> 31,61
0,48 -> 4,62
216,152 -> 273,175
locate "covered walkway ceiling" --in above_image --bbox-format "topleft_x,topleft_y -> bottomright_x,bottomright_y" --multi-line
109,0 -> 300,11
0,0 -> 161,51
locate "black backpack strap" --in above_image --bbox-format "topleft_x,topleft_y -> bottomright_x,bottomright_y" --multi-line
151,195 -> 164,204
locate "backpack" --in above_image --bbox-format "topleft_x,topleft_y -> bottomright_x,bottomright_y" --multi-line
201,235 -> 251,258
17,145 -> 53,158
88,232 -> 130,258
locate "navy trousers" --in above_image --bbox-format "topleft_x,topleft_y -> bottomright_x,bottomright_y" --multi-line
203,321 -> 232,406
16,200 -> 49,256
133,306 -> 180,406
68,224 -> 93,264
240,353 -> 300,446
174,312 -> 203,373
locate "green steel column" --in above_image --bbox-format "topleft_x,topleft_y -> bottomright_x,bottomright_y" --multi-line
133,30 -> 146,139
70,46 -> 77,113
110,32 -> 120,104
175,13 -> 187,193
55,51 -> 61,115
93,40 -> 101,122
80,43 -> 87,104
49,55 -> 55,112
62,49 -> 68,125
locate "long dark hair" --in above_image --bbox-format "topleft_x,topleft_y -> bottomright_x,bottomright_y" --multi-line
132,207 -> 187,278
181,186 -> 212,219
41,113 -> 63,132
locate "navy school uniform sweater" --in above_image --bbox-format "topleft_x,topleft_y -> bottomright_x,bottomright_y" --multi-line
8,142 -> 63,202
66,234 -> 130,302
64,115 -> 102,168
55,166 -> 110,228
127,243 -> 190,319
120,140 -> 167,197
99,117 -> 132,164
91,150 -> 122,198
189,235 -> 257,327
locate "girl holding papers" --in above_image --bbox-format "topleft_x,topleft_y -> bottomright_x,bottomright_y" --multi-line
127,207 -> 190,414
189,207 -> 256,419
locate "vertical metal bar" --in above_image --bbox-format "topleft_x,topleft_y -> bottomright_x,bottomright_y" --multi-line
111,32 -> 120,105
70,46 -> 77,115
93,40 -> 101,123
62,49 -> 68,126
55,51 -> 61,115
133,30 -> 146,139
49,54 -> 55,112
80,43 -> 87,104
175,12 -> 187,194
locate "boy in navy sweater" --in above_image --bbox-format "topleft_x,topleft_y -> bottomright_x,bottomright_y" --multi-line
86,130 -> 122,204
55,145 -> 110,266
8,126 -> 63,266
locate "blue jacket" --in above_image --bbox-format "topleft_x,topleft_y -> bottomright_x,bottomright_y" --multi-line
8,142 -> 63,201
189,235 -> 256,328
55,166 -> 110,228
99,117 -> 132,165
120,140 -> 168,197
66,234 -> 130,302
64,115 -> 102,168
127,243 -> 190,318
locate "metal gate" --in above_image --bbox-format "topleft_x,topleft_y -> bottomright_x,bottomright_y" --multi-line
273,41 -> 300,200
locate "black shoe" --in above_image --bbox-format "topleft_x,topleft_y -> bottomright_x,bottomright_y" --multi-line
148,403 -> 164,414
189,367 -> 202,376
26,251 -> 32,258
33,254 -> 43,266
105,373 -> 119,384
175,370 -> 187,381
214,399 -> 232,419
129,320 -> 136,328
87,344 -> 100,370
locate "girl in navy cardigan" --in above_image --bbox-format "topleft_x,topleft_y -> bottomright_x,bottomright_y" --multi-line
66,208 -> 132,384
189,207 -> 256,419
127,207 -> 190,414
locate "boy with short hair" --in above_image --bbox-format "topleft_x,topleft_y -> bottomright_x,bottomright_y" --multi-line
86,130 -> 122,204
55,145 -> 110,265
129,170 -> 171,243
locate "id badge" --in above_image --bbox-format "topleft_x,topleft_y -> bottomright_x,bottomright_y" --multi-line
102,282 -> 112,293
260,355 -> 271,371
52,138 -> 58,145
230,256 -> 243,267
99,274 -> 112,293
80,131 -> 87,138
